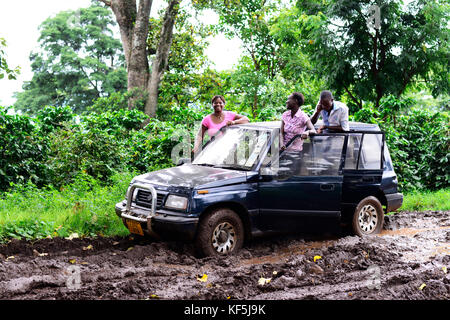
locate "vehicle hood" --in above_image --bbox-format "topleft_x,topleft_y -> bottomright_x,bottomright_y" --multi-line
133,164 -> 248,189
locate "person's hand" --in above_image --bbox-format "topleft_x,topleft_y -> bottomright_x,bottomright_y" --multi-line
317,125 -> 326,134
301,131 -> 309,139
316,101 -> 323,112
226,120 -> 235,126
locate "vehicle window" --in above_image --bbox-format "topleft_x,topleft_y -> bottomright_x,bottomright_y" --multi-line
344,133 -> 383,170
193,127 -> 270,170
276,135 -> 345,176
358,134 -> 383,169
344,134 -> 362,169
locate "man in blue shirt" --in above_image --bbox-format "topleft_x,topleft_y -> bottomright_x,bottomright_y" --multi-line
311,90 -> 349,133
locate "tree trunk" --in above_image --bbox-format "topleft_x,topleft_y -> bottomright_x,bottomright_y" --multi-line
106,0 -> 152,109
99,0 -> 179,117
145,0 -> 180,117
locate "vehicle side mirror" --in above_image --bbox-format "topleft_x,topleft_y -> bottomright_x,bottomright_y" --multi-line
177,158 -> 191,166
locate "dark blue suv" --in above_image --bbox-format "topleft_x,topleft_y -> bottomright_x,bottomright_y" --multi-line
115,121 -> 403,256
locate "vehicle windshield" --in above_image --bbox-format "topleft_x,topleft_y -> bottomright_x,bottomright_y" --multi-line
193,127 -> 271,170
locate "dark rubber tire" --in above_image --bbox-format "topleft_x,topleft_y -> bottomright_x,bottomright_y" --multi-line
195,208 -> 244,257
352,196 -> 384,236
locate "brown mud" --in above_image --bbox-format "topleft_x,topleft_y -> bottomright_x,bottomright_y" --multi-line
0,210 -> 448,300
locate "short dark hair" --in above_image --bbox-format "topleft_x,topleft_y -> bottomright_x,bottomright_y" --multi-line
291,92 -> 305,106
320,90 -> 333,101
211,95 -> 226,104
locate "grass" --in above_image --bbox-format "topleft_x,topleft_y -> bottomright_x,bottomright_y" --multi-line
0,172 -> 136,243
0,173 -> 448,242
400,188 -> 450,212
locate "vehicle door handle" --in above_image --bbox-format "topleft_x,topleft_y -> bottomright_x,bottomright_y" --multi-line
320,184 -> 335,191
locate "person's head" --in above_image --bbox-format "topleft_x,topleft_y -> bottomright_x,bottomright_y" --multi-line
319,90 -> 334,111
286,92 -> 305,110
211,95 -> 226,113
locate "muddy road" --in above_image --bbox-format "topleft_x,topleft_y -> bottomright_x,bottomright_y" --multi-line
0,210 -> 449,300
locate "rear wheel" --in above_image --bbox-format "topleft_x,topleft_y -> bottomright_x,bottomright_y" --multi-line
195,208 -> 244,257
352,196 -> 384,236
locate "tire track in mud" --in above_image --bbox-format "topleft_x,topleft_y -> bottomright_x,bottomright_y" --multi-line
0,211 -> 449,300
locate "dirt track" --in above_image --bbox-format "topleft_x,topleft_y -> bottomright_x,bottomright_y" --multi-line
0,210 -> 449,300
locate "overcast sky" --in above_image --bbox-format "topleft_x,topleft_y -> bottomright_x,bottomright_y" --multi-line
0,0 -> 241,107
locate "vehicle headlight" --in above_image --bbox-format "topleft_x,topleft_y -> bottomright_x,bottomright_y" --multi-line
165,195 -> 188,210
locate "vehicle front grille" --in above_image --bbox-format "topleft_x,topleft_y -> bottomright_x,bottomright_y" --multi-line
135,189 -> 166,209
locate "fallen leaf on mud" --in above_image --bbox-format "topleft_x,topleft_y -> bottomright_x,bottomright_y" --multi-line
80,262 -> 89,265
149,294 -> 159,299
69,259 -> 76,264
126,247 -> 134,252
348,292 -> 353,297
197,274 -> 208,282
206,283 -> 213,288
83,245 -> 93,251
258,277 -> 271,286
442,266 -> 447,274
313,255 -> 322,262
113,242 -> 119,246
227,296 -> 231,300
66,233 -> 79,240
33,249 -> 48,257
419,283 -> 426,291
272,271 -> 278,276
6,256 -> 15,260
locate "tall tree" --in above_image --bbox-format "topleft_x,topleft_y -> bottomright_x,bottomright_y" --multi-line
98,0 -> 181,117
14,4 -> 126,114
273,0 -> 449,108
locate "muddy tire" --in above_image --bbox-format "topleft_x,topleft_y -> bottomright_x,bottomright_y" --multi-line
352,196 -> 384,236
195,208 -> 244,257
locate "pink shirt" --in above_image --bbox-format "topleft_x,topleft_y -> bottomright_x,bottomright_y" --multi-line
282,109 -> 309,151
201,111 -> 236,137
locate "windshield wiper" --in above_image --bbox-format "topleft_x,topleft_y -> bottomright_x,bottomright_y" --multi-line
193,163 -> 216,167
213,164 -> 249,171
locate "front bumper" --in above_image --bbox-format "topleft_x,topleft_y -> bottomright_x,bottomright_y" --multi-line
386,192 -> 403,212
115,200 -> 199,241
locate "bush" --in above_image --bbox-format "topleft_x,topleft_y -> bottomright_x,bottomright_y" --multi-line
0,107 -> 50,190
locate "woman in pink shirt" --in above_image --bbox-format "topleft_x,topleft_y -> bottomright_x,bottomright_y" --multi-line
193,95 -> 249,153
281,92 -> 316,152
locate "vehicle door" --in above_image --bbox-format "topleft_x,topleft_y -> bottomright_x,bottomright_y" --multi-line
341,132 -> 385,216
258,134 -> 345,232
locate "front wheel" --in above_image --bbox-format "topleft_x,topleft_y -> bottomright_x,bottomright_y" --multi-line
352,196 -> 384,236
195,208 -> 244,257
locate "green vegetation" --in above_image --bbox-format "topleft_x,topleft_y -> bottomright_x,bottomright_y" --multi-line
0,172 -> 133,243
401,189 -> 450,212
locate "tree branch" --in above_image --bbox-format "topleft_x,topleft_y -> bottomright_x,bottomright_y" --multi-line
98,0 -> 111,7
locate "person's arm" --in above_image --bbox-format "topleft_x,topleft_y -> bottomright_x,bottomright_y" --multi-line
227,113 -> 249,126
301,119 -> 317,138
280,120 -> 286,151
319,124 -> 344,132
310,100 -> 322,125
193,125 -> 207,153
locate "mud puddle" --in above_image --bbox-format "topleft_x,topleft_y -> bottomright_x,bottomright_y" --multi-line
0,210 -> 448,300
